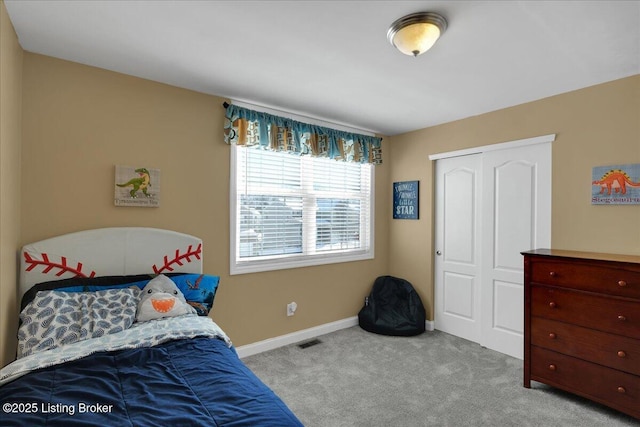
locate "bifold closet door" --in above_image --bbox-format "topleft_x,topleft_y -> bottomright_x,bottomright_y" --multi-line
479,143 -> 551,359
435,143 -> 550,359
434,154 -> 482,344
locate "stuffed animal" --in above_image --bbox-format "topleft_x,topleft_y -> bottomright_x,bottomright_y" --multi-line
136,274 -> 196,322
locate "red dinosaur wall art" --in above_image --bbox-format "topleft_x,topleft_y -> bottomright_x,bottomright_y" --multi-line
592,164 -> 640,205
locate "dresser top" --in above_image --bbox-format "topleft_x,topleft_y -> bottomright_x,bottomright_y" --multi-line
522,248 -> 640,264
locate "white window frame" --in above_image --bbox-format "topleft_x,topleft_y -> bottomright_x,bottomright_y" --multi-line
229,145 -> 375,275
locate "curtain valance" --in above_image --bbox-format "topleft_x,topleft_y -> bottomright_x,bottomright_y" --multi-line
224,103 -> 382,164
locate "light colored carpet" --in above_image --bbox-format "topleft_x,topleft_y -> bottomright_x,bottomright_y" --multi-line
243,326 -> 638,427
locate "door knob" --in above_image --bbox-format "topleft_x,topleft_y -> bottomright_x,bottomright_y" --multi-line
436,250 -> 442,256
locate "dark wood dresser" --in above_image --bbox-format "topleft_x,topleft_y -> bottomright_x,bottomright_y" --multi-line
522,249 -> 640,419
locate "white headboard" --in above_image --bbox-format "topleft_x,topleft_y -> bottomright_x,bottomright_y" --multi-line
20,227 -> 202,301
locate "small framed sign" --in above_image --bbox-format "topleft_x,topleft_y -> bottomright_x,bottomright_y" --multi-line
114,165 -> 160,207
393,180 -> 419,219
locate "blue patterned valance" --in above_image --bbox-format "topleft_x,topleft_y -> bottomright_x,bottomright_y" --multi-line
224,103 -> 382,164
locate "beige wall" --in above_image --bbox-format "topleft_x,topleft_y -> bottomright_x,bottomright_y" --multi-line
19,53 -> 390,349
388,75 -> 640,320
2,4 -> 638,368
0,0 -> 23,368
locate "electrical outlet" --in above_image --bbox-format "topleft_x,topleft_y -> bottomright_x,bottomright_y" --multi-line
287,302 -> 297,317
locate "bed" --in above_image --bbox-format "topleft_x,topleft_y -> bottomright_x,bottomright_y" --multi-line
0,227 -> 302,426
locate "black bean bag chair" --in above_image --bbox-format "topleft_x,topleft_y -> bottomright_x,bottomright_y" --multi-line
358,275 -> 426,336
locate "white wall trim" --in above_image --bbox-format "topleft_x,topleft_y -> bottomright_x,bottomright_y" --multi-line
236,316 -> 359,359
425,319 -> 435,332
428,133 -> 555,161
236,317 -> 436,359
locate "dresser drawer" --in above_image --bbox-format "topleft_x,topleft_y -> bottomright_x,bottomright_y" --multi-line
530,259 -> 640,299
531,346 -> 640,418
531,285 -> 640,338
532,317 -> 640,376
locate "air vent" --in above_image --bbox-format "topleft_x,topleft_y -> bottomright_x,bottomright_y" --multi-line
298,338 -> 322,349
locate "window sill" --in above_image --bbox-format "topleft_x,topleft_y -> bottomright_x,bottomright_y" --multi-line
230,249 -> 374,275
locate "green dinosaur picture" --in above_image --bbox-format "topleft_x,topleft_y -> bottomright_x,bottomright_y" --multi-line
114,165 -> 160,207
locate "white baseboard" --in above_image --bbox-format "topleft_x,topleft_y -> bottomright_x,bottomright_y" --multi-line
425,319 -> 435,331
236,316 -> 359,359
236,317 -> 435,359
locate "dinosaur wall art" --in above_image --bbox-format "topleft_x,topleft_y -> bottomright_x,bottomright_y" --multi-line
591,163 -> 640,205
114,165 -> 161,207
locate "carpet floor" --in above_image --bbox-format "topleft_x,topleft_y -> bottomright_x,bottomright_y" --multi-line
243,326 -> 638,426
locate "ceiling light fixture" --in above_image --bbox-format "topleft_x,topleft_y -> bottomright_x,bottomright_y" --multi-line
387,12 -> 448,57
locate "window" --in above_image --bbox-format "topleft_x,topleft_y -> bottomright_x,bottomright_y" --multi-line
230,145 -> 374,274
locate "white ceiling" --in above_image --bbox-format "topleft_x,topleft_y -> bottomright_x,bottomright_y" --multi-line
5,1 -> 640,136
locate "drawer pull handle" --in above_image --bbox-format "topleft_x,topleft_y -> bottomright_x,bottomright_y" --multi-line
618,315 -> 627,322
549,302 -> 557,309
548,364 -> 556,371
549,333 -> 557,339
617,386 -> 626,394
618,280 -> 627,287
549,271 -> 557,277
617,351 -> 626,358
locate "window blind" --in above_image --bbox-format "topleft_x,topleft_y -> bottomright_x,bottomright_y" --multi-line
231,145 -> 373,273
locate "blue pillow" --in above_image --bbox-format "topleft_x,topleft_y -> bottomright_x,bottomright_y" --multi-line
168,274 -> 220,316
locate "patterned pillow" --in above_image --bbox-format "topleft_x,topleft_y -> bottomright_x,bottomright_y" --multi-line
22,274 -> 220,316
20,274 -> 152,311
17,288 -> 139,358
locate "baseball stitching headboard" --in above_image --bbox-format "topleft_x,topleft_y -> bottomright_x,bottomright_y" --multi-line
20,227 -> 203,301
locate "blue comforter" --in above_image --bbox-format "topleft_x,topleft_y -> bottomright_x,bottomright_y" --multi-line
0,337 -> 302,426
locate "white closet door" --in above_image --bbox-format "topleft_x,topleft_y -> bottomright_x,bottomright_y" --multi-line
480,143 -> 551,359
434,138 -> 551,359
434,154 -> 482,343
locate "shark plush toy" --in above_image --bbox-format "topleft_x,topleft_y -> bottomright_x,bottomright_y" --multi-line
136,274 -> 196,322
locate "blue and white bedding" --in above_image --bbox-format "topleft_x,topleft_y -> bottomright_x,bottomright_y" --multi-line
2,315 -> 230,386
0,316 -> 302,426
3,276 -> 301,426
